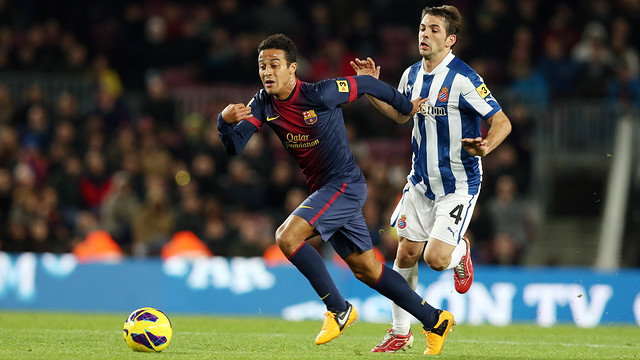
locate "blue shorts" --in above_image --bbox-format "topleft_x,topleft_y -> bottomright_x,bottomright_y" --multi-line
293,181 -> 372,259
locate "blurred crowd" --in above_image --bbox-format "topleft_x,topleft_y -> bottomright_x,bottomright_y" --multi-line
0,0 -> 638,264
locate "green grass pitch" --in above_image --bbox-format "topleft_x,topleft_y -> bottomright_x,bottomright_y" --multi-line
0,311 -> 638,359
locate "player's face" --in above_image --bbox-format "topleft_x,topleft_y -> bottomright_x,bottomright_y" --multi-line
418,14 -> 456,60
258,49 -> 297,100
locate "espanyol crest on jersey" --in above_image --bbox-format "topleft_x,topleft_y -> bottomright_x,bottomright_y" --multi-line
438,86 -> 449,102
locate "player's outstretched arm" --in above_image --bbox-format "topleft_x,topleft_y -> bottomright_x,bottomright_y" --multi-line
217,103 -> 258,155
350,57 -> 418,124
461,111 -> 512,156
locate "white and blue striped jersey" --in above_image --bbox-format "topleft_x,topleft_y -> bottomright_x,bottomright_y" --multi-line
399,51 -> 502,200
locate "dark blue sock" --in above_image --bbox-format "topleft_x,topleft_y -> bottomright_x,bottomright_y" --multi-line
370,265 -> 439,329
287,242 -> 348,313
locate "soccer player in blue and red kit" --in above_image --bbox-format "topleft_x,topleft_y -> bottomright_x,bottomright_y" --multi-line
218,34 -> 454,354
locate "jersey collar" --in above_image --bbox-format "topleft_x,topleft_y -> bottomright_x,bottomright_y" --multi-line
422,50 -> 455,76
274,78 -> 301,106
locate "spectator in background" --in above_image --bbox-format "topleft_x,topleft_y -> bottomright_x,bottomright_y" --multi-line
214,0 -> 252,35
201,197 -> 231,256
49,155 -> 84,227
507,28 -> 548,108
138,132 -> 172,180
500,103 -> 534,192
0,83 -> 15,125
304,3 -> 337,53
0,126 -> 18,168
141,74 -> 176,132
49,120 -> 80,167
7,168 -> 39,251
90,89 -> 130,138
265,158 -> 296,212
0,167 -> 12,228
229,33 -> 262,84
93,54 -> 123,99
607,61 -> 640,109
308,38 -> 356,82
202,28 -> 235,83
229,212 -> 274,257
140,16 -> 172,70
222,158 -> 264,212
18,103 -> 53,152
610,17 -> 639,78
100,171 -> 140,248
173,190 -> 206,238
131,177 -> 174,257
572,22 -> 616,99
537,34 -> 579,104
59,42 -> 90,75
105,126 -> 137,174
53,91 -> 82,126
80,150 -> 113,213
486,174 -> 535,264
253,0 -> 298,36
490,232 -> 521,265
190,152 -> 223,197
115,3 -> 147,89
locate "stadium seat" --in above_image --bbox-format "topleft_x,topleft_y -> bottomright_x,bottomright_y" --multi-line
161,231 -> 213,260
73,230 -> 123,263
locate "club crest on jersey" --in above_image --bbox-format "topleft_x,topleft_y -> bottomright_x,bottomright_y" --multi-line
438,87 -> 449,102
303,110 -> 318,125
397,215 -> 407,229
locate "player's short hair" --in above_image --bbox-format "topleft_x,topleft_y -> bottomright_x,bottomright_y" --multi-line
258,34 -> 297,66
421,5 -> 463,38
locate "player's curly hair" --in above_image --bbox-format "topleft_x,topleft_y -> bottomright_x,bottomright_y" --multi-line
421,5 -> 463,38
257,34 -> 297,66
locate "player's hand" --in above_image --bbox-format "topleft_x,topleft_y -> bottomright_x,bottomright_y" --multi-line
409,97 -> 428,117
461,137 -> 489,156
220,103 -> 253,125
350,57 -> 380,79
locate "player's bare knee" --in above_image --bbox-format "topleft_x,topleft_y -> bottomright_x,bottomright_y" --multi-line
425,254 -> 448,271
396,247 -> 422,267
275,226 -> 294,254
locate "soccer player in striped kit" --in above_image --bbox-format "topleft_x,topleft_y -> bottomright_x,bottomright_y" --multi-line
352,5 -> 512,353
218,34 -> 456,354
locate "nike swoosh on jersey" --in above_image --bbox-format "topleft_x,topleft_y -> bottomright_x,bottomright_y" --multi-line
266,115 -> 280,121
300,205 -> 313,209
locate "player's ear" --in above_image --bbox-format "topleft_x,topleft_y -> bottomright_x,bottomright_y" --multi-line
446,34 -> 457,48
288,62 -> 298,75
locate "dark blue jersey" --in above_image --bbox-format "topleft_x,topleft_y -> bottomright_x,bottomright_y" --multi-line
218,75 -> 413,193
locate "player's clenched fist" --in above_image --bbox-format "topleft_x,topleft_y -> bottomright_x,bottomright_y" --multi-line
220,103 -> 253,125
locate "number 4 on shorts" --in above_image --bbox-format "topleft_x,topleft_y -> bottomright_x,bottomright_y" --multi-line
449,204 -> 464,225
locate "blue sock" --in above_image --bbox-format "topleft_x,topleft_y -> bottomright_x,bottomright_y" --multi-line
369,265 -> 439,329
287,242 -> 348,313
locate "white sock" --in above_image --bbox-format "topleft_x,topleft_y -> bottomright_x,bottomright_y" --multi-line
391,261 -> 418,335
445,240 -> 467,270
